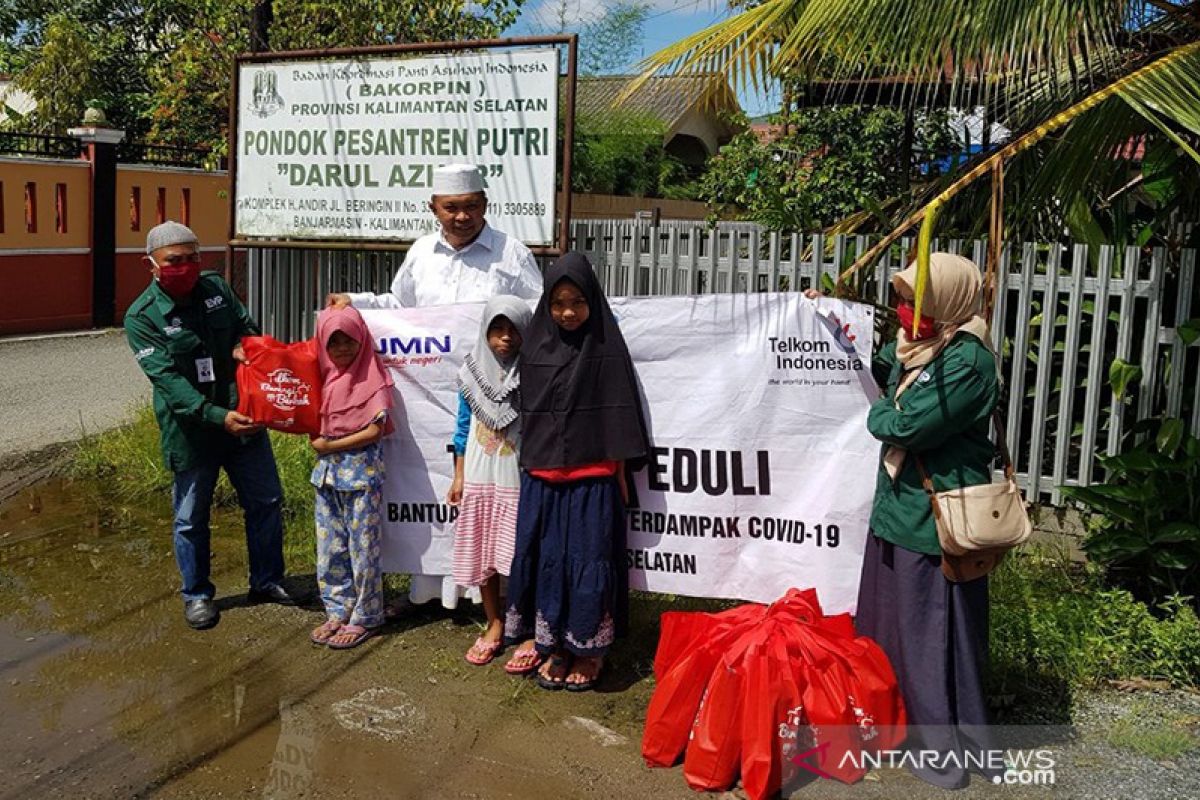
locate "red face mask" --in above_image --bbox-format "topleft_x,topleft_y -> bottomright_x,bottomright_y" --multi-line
896,301 -> 937,340
156,261 -> 202,299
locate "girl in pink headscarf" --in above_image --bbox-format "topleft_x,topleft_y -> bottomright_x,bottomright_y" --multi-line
308,306 -> 394,649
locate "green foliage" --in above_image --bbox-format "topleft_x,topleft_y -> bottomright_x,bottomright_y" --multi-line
11,14 -> 103,134
1108,357 -> 1143,402
639,2 -> 1200,247
533,1 -> 649,76
1178,317 -> 1200,347
4,0 -> 527,147
991,548 -> 1200,699
696,107 -> 957,230
577,2 -> 649,76
270,0 -> 523,51
571,109 -> 686,197
1060,417 -> 1200,604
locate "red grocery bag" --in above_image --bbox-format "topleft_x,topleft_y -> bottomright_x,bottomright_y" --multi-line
682,627 -> 759,791
655,602 -> 765,679
644,608 -> 765,768
779,619 -> 867,784
766,587 -> 824,625
739,622 -> 808,800
842,635 -> 907,752
236,335 -> 323,435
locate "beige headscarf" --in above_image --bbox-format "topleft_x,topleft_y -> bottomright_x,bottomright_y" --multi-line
883,252 -> 992,479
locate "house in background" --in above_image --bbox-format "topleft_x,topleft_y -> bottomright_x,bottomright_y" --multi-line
574,74 -> 744,168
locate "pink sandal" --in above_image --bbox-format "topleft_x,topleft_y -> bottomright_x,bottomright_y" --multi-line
503,646 -> 544,675
327,624 -> 377,650
310,619 -> 343,645
465,636 -> 503,666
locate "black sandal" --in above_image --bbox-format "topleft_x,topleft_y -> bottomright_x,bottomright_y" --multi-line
565,656 -> 604,693
536,653 -> 570,691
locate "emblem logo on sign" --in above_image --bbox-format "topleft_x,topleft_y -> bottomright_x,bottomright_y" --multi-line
260,367 -> 312,413
250,69 -> 283,118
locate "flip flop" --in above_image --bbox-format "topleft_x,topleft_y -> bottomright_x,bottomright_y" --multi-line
503,647 -> 544,675
327,624 -> 377,650
310,619 -> 343,646
536,654 -> 570,691
465,636 -> 503,666
565,656 -> 604,693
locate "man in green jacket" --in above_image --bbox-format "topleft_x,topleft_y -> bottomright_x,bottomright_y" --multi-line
125,221 -> 295,630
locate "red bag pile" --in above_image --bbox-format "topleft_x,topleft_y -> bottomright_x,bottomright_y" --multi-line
235,335 -> 323,435
642,588 -> 906,798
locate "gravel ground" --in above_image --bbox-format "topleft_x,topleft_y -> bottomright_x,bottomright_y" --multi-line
0,329 -> 148,462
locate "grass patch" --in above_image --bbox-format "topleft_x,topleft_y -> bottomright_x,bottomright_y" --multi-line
989,544 -> 1200,721
73,404 -> 320,570
1105,703 -> 1199,760
73,406 -> 1200,715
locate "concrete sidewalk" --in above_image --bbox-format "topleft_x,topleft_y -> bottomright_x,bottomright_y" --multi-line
0,329 -> 148,464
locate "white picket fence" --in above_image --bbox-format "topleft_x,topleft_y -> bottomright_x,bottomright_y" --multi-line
243,220 -> 1200,502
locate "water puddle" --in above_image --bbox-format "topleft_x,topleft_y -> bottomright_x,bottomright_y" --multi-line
0,477 -> 702,799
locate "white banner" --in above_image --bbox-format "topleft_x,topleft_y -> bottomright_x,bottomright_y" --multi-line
364,293 -> 879,614
235,47 -> 558,244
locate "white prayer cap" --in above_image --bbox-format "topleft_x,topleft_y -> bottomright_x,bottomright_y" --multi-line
146,220 -> 199,254
431,163 -> 485,196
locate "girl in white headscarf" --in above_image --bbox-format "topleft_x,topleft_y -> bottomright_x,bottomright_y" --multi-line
446,295 -> 533,667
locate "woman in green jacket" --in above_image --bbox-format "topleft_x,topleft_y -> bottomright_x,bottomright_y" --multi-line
855,253 -> 1002,789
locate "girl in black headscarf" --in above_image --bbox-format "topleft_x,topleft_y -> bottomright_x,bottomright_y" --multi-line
501,252 -> 649,691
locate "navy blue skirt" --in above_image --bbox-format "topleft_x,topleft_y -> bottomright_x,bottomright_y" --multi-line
855,531 -> 1000,788
503,473 -> 628,658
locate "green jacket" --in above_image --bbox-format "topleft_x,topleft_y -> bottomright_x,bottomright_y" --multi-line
867,334 -> 1000,555
124,272 -> 260,472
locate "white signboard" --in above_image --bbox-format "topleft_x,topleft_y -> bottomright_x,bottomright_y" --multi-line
235,47 -> 559,244
363,293 -> 879,614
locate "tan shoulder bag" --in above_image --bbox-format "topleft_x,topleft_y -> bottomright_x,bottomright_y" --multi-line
914,410 -> 1032,582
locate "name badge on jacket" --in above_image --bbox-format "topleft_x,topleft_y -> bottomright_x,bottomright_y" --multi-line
196,357 -> 215,383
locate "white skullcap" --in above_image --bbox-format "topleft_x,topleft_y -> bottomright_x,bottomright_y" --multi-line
146,220 -> 199,254
431,163 -> 485,196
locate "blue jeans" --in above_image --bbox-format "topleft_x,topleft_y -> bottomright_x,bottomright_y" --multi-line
171,431 -> 285,601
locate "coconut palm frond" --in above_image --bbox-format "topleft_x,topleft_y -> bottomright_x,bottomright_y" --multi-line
1115,45 -> 1200,160
625,0 -> 799,101
846,40 -> 1200,321
776,0 -> 1122,104
637,1 -> 1130,113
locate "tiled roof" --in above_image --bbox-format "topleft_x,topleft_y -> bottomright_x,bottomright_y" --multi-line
568,74 -> 740,126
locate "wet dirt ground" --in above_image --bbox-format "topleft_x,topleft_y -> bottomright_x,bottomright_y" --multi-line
1,476 -> 1197,800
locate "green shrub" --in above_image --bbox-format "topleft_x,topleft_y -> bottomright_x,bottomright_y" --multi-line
991,547 -> 1200,696
1060,416 -> 1200,604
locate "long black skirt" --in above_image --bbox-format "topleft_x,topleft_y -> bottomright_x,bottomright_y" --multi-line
855,531 -> 1000,789
503,473 -> 628,658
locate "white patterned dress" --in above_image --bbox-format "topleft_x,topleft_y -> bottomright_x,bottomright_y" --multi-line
452,393 -> 521,587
